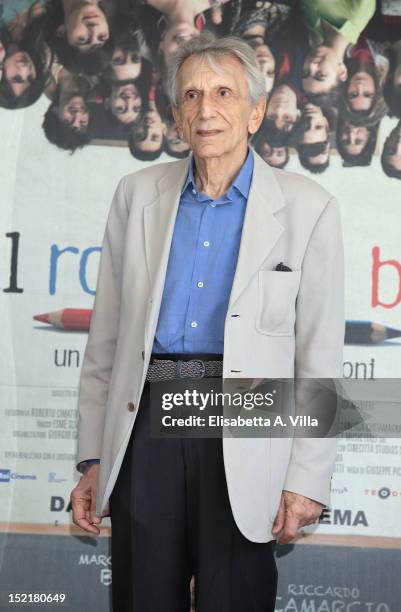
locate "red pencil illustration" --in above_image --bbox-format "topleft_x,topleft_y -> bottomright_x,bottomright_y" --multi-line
34,309 -> 92,331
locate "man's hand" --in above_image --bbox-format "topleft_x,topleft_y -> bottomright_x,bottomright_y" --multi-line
71,464 -> 104,535
272,490 -> 324,544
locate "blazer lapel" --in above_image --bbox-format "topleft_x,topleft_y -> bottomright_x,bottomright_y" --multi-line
227,148 -> 286,310
143,157 -> 190,345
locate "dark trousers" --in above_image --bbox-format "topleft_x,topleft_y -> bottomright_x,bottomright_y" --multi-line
109,381 -> 278,611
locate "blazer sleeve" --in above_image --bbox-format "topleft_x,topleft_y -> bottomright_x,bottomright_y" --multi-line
283,196 -> 345,505
76,177 -> 129,467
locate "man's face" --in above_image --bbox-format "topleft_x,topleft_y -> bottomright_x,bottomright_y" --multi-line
172,55 -> 266,160
346,71 -> 375,111
3,51 -> 36,97
111,47 -> 141,81
339,123 -> 369,155
266,84 -> 300,131
110,83 -> 142,125
253,44 -> 275,95
302,46 -> 347,96
63,2 -> 109,52
261,142 -> 287,167
132,110 -> 166,152
383,123 -> 401,171
59,95 -> 89,131
166,123 -> 189,154
300,103 -> 329,144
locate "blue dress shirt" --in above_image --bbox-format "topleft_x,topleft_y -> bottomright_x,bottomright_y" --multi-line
152,148 -> 254,355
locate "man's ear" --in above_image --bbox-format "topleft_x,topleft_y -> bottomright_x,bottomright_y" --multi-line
56,24 -> 66,38
248,96 -> 267,135
338,63 -> 348,82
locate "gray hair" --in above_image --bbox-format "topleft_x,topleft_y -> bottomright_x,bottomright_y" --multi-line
166,32 -> 266,106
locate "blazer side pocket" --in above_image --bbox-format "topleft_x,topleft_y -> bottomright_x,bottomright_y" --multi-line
255,270 -> 301,336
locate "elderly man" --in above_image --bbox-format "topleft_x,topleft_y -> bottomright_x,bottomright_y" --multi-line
71,33 -> 344,611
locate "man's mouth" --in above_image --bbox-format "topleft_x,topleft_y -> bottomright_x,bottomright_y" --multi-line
197,130 -> 221,136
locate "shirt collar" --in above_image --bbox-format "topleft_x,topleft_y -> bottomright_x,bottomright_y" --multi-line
180,147 -> 254,199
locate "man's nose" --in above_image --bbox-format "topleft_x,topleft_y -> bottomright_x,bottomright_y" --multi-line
198,93 -> 217,118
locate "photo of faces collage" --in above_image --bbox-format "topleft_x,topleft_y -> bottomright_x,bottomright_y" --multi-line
1,0 -> 400,177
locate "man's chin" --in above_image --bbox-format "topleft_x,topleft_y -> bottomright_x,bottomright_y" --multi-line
192,143 -> 227,158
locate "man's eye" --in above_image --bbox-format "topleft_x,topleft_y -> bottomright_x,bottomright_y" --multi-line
219,89 -> 230,97
113,56 -> 124,65
184,91 -> 198,101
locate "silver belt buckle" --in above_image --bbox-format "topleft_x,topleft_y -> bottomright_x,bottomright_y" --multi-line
176,359 -> 206,379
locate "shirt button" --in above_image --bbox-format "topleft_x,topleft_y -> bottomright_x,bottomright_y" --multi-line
210,203 -> 216,208
203,241 -> 210,247
192,189 -> 196,195
191,321 -> 198,328
127,402 -> 136,412
197,281 -> 204,288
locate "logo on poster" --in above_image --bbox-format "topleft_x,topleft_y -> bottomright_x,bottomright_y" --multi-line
0,469 -> 10,482
0,469 -> 36,482
364,487 -> 401,499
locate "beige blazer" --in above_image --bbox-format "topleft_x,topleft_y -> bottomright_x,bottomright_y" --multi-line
76,147 -> 344,543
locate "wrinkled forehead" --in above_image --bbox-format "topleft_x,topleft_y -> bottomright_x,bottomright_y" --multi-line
177,53 -> 247,92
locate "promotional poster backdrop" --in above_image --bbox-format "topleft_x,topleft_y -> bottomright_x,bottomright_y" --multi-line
1,0 -> 401,610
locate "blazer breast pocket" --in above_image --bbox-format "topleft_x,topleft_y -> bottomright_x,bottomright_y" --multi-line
255,270 -> 302,336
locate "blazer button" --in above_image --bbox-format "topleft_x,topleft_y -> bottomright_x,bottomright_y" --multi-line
127,402 -> 136,412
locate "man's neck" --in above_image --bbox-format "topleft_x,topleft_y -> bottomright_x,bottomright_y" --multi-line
193,144 -> 249,200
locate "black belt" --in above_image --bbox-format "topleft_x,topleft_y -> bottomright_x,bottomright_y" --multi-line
146,353 -> 223,382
